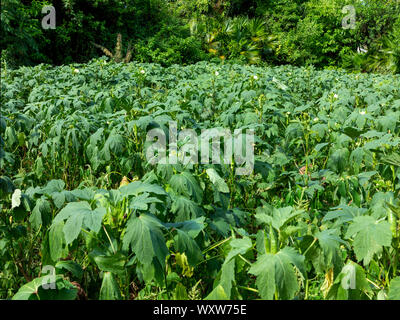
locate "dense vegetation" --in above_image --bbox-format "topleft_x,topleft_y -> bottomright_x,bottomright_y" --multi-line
1,0 -> 400,73
1,0 -> 399,302
1,60 -> 400,300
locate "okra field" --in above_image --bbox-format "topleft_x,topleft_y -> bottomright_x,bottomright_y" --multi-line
1,59 -> 400,300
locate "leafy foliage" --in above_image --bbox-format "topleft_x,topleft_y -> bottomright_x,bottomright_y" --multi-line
1,59 -> 399,300
2,1 -> 399,72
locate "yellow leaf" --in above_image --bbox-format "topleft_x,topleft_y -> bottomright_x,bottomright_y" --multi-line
321,268 -> 334,298
119,176 -> 129,187
175,252 -> 194,278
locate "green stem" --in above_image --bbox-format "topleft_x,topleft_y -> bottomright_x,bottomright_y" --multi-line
305,279 -> 309,300
237,285 -> 258,293
303,238 -> 317,256
238,254 -> 252,266
103,225 -> 116,254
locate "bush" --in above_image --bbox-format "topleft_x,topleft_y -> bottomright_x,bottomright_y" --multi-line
0,0 -> 50,67
133,23 -> 209,66
1,0 -> 174,66
1,0 -> 399,72
264,0 -> 400,69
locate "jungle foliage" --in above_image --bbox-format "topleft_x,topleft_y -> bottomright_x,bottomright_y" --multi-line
1,0 -> 399,73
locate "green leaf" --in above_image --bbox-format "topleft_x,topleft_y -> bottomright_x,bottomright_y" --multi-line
256,230 -> 269,254
206,168 -> 229,193
12,276 -> 77,300
381,152 -> 400,167
49,220 -> 67,261
171,196 -> 204,222
205,284 -> 229,300
343,127 -> 368,139
327,148 -> 350,173
255,206 -> 304,230
248,253 -> 275,299
345,216 -> 392,265
174,283 -> 188,300
29,197 -> 51,230
165,217 -> 206,238
52,191 -> 66,209
122,213 -> 169,269
120,181 -> 166,197
41,180 -> 65,195
99,272 -> 122,300
71,188 -> 96,201
205,237 -> 252,299
63,213 -> 84,245
174,229 -> 203,266
249,247 -> 305,300
327,261 -> 371,300
90,252 -> 127,274
388,277 -> 400,300
129,192 -> 163,211
218,259 -> 235,299
370,192 -> 395,219
170,172 -> 203,203
55,261 -> 83,279
225,237 -> 252,263
314,143 -> 329,152
12,277 -> 47,300
315,229 -> 348,268
53,202 -> 106,245
0,176 -> 15,198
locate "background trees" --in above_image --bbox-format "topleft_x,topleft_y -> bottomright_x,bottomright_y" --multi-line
1,0 -> 399,73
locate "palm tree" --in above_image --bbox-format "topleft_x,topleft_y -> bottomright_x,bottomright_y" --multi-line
368,33 -> 400,74
92,34 -> 133,63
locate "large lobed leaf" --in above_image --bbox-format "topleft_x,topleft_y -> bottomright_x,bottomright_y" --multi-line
53,201 -> 106,245
122,213 -> 169,269
249,247 -> 305,300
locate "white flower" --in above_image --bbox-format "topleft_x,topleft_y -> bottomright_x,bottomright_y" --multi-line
333,94 -> 338,99
253,75 -> 258,80
286,112 -> 291,115
359,110 -> 366,115
313,117 -> 319,122
215,71 -> 219,76
140,69 -> 145,74
11,189 -> 22,209
73,69 -> 80,74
